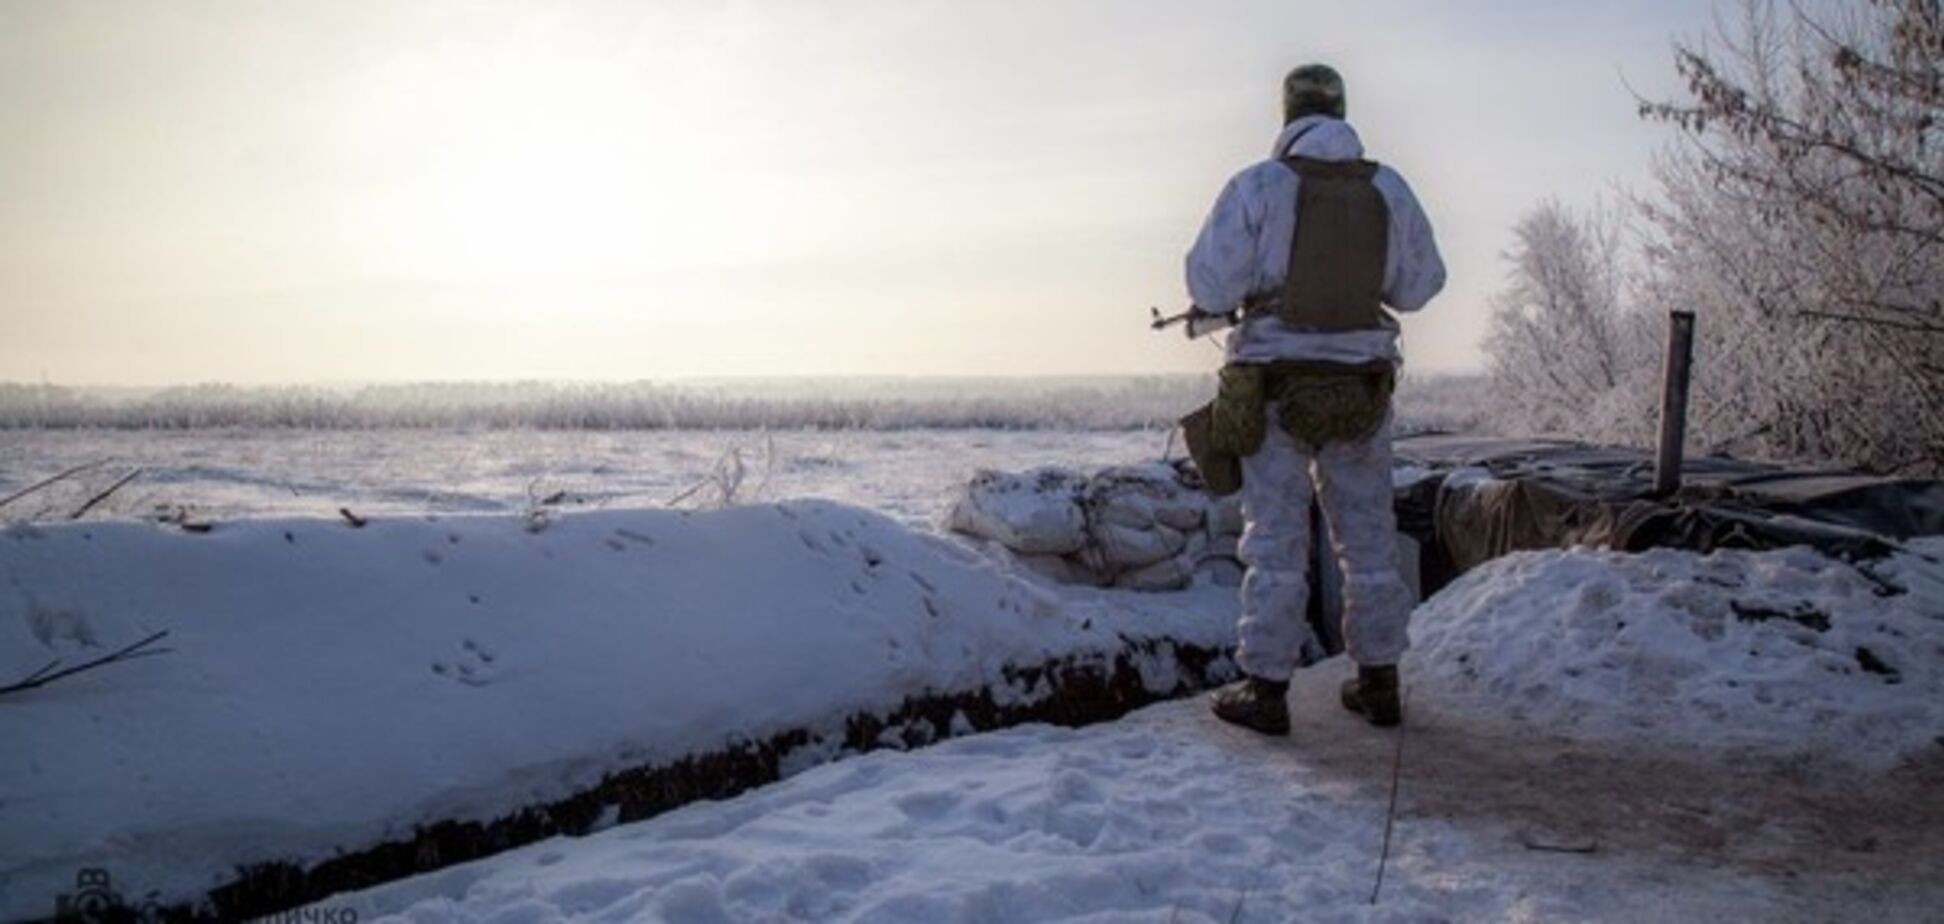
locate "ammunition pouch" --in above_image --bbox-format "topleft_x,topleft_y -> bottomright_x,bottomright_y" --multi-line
1181,359 -> 1394,497
1180,401 -> 1243,497
1211,364 -> 1270,457
1274,362 -> 1395,446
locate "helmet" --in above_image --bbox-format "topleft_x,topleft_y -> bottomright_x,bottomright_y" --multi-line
1282,64 -> 1346,123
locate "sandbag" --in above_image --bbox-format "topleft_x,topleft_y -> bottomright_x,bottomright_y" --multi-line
1115,555 -> 1195,592
1092,520 -> 1187,570
1084,465 -> 1206,533
1195,555 -> 1245,588
1015,553 -> 1109,588
1207,496 -> 1245,539
944,467 -> 1088,555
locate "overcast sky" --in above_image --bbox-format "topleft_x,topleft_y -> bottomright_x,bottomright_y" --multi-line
0,0 -> 1723,385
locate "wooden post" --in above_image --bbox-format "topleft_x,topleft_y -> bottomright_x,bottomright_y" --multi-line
1655,310 -> 1697,496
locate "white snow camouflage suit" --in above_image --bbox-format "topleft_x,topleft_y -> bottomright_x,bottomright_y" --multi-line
1186,115 -> 1446,678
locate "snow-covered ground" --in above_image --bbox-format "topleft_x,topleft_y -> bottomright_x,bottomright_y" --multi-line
5,425 -> 1941,922
0,428 -> 1167,527
0,500 -> 1234,922
338,591 -> 1944,924
1414,544 -> 1944,770
333,536 -> 1944,923
343,677 -> 1567,924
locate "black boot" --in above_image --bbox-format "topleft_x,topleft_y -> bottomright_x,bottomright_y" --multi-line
1210,674 -> 1291,736
1340,665 -> 1402,727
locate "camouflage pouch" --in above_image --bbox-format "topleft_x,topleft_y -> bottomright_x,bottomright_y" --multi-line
1211,364 -> 1269,457
1275,366 -> 1395,446
1179,401 -> 1242,496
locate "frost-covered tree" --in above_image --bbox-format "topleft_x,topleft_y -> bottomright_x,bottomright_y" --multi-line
1637,0 -> 1943,473
1484,0 -> 1942,473
1484,202 -> 1657,441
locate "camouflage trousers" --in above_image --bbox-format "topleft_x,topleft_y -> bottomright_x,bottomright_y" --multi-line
1234,405 -> 1412,680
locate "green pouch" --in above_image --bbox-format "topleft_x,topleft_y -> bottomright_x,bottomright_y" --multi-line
1180,401 -> 1243,496
1275,367 -> 1395,446
1211,364 -> 1269,457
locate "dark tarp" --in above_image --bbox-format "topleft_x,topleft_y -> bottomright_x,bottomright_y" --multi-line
1391,435 -> 1943,594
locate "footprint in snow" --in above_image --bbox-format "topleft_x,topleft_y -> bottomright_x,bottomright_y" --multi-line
859,546 -> 884,569
893,788 -> 962,821
432,638 -> 500,686
1193,830 -> 1250,855
1052,769 -> 1105,804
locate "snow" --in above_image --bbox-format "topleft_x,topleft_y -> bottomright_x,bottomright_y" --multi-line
331,653 -> 1944,923
303,541 -> 1944,923
945,463 -> 1245,592
1409,543 -> 1944,769
0,502 -> 1235,921
0,428 -> 1170,528
4,421 -> 1942,922
338,692 -> 1437,924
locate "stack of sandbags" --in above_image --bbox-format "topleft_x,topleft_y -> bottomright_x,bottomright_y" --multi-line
1078,464 -> 1201,591
944,461 -> 1245,592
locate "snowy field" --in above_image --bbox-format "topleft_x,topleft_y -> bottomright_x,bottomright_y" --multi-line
0,373 -> 1487,527
0,428 -> 1168,528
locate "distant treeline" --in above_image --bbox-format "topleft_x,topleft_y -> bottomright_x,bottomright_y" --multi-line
0,375 -> 1487,433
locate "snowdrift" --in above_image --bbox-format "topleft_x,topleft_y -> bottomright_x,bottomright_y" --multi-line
1410,540 -> 1944,768
0,502 -> 1237,921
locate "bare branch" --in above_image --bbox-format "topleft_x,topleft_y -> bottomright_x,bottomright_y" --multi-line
69,468 -> 143,520
0,630 -> 173,698
1798,309 -> 1944,334
0,459 -> 111,513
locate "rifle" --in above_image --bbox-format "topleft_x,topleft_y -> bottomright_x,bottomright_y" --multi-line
1149,305 -> 1239,338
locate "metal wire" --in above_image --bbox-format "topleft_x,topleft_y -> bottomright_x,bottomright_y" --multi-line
1369,684 -> 1410,905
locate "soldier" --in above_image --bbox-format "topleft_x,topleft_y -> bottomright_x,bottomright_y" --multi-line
1189,64 -> 1446,735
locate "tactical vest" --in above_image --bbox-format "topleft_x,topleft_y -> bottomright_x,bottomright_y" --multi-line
1252,157 -> 1391,332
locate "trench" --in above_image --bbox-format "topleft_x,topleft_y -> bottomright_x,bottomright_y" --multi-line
101,637 -> 1235,923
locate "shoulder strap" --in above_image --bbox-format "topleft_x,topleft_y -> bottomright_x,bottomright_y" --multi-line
1279,156 -> 1381,180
